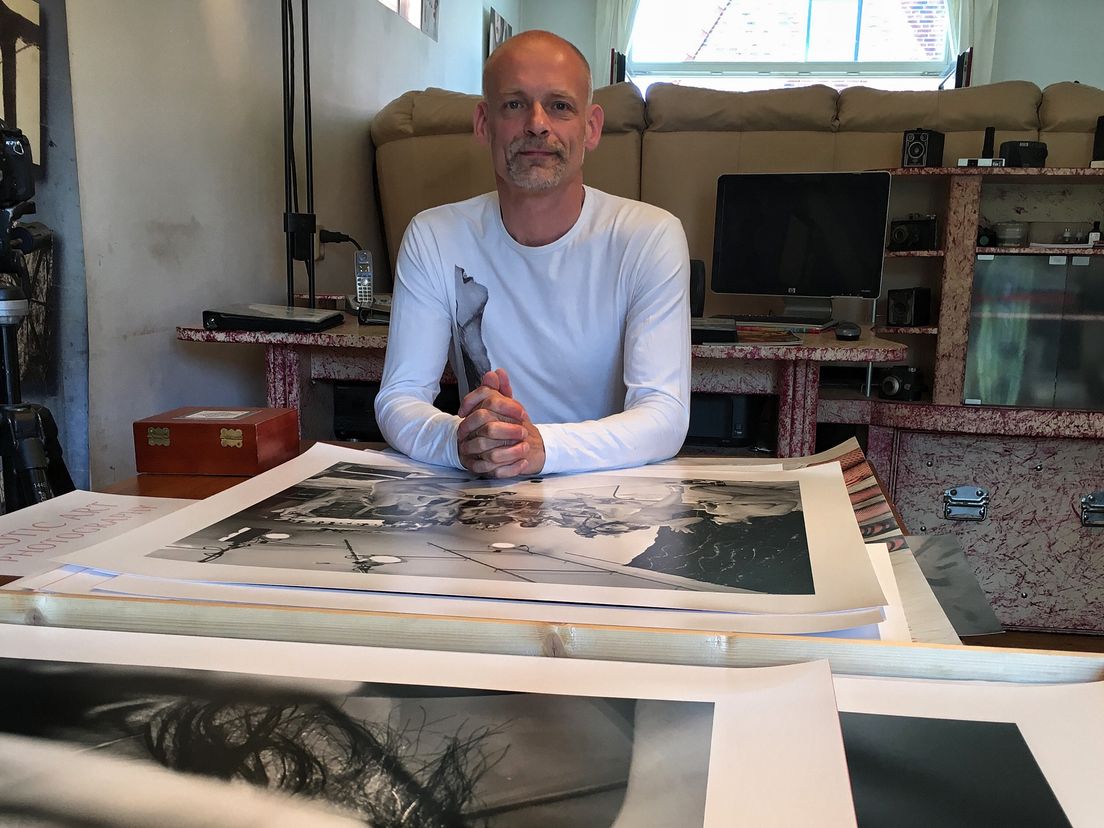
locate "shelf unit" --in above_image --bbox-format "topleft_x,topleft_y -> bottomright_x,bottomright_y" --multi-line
873,165 -> 1104,408
976,246 -> 1104,255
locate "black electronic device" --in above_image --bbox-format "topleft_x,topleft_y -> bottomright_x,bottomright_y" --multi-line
0,123 -> 34,208
689,258 -> 706,317
687,393 -> 754,446
711,171 -> 890,321
958,126 -> 1007,167
0,403 -> 75,512
887,287 -> 932,327
203,303 -> 343,333
878,365 -> 925,401
888,214 -> 939,251
691,317 -> 738,344
982,125 -> 996,158
902,128 -> 945,167
835,321 -> 861,341
999,140 -> 1048,168
1092,115 -> 1104,167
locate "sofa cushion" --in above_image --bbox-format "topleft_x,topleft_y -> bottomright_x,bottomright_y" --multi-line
837,81 -> 1041,132
645,83 -> 839,132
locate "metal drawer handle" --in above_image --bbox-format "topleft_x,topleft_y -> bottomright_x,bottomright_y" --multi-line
943,485 -> 989,521
1081,492 -> 1104,528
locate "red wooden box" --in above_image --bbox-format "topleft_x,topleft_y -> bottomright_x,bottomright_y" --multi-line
133,407 -> 299,475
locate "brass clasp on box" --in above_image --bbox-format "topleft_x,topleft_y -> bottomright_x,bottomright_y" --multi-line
147,427 -> 170,447
219,428 -> 244,448
1081,492 -> 1104,527
943,485 -> 989,521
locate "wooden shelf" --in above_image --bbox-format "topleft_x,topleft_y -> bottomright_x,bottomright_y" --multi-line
885,249 -> 944,258
874,326 -> 939,336
976,246 -> 1104,255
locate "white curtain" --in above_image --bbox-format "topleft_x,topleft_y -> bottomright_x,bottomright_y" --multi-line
945,0 -> 1000,85
595,0 -> 641,86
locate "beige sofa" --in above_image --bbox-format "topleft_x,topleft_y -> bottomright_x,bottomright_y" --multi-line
370,80 -> 1104,312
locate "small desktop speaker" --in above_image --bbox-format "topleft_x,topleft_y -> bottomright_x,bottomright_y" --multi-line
887,287 -> 932,327
689,258 -> 706,317
982,126 -> 996,158
902,128 -> 945,167
999,140 -> 1048,167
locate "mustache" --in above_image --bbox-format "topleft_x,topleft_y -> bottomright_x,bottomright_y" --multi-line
507,137 -> 567,159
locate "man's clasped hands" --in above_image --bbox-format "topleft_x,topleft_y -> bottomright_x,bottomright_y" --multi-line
457,369 -> 546,478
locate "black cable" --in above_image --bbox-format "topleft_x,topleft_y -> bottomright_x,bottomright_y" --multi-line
318,230 -> 363,250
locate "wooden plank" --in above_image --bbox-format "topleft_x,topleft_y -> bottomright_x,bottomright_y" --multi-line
4,591 -> 1102,685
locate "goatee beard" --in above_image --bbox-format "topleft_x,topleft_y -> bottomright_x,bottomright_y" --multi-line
505,139 -> 568,191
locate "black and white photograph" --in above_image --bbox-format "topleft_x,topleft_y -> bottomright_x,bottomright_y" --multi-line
840,713 -> 1071,827
834,674 -> 1104,826
420,0 -> 439,41
0,657 -> 712,826
58,445 -> 886,616
0,625 -> 858,827
487,7 -> 511,56
155,461 -> 814,596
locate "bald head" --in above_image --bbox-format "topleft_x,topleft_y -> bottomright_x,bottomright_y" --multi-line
483,30 -> 593,105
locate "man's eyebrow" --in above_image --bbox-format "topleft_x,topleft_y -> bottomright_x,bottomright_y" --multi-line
495,87 -> 580,101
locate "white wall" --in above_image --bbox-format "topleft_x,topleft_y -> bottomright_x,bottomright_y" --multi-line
990,0 -> 1104,89
520,0 -> 598,81
66,0 -> 490,486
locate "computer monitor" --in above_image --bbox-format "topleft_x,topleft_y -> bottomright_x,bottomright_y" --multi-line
710,171 -> 891,311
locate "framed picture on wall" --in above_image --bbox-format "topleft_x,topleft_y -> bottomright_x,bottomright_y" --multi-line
488,7 -> 512,57
0,0 -> 44,170
420,0 -> 439,41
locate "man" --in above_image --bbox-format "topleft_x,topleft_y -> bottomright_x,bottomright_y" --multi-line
375,31 -> 690,478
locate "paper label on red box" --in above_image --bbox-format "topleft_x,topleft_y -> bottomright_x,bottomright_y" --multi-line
177,410 -> 253,421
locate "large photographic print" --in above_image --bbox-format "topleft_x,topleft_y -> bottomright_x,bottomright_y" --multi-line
59,445 -> 885,615
156,462 -> 814,596
0,657 -> 711,826
0,626 -> 858,826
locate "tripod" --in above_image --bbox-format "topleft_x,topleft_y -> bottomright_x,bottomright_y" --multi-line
0,121 -> 74,513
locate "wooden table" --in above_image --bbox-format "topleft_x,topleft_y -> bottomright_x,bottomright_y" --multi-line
177,317 -> 906,457
8,464 -> 1104,684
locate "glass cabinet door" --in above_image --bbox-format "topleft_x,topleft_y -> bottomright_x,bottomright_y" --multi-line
1054,256 -> 1104,411
964,254 -> 1067,408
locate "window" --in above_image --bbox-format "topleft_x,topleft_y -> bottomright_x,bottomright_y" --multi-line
628,0 -> 951,94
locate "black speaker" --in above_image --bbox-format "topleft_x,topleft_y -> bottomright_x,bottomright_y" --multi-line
886,287 -> 932,327
982,126 -> 995,158
999,140 -> 1048,167
902,128 -> 945,167
689,258 -> 706,317
1093,115 -> 1104,162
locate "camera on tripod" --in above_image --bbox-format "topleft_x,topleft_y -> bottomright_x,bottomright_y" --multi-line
0,119 -> 74,513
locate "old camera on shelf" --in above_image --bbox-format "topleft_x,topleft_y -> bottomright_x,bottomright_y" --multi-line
878,366 -> 925,401
887,214 -> 939,251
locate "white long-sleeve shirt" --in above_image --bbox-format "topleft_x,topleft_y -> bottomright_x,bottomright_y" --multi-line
375,186 -> 691,475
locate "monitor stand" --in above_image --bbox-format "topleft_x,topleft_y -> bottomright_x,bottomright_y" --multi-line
779,297 -> 833,320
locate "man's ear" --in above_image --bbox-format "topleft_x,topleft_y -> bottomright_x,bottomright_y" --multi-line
473,100 -> 491,146
584,103 -> 605,152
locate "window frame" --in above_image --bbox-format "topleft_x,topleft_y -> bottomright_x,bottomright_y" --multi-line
627,1 -> 954,89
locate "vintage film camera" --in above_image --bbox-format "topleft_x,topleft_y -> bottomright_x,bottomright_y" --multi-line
878,366 -> 925,401
887,214 -> 939,252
